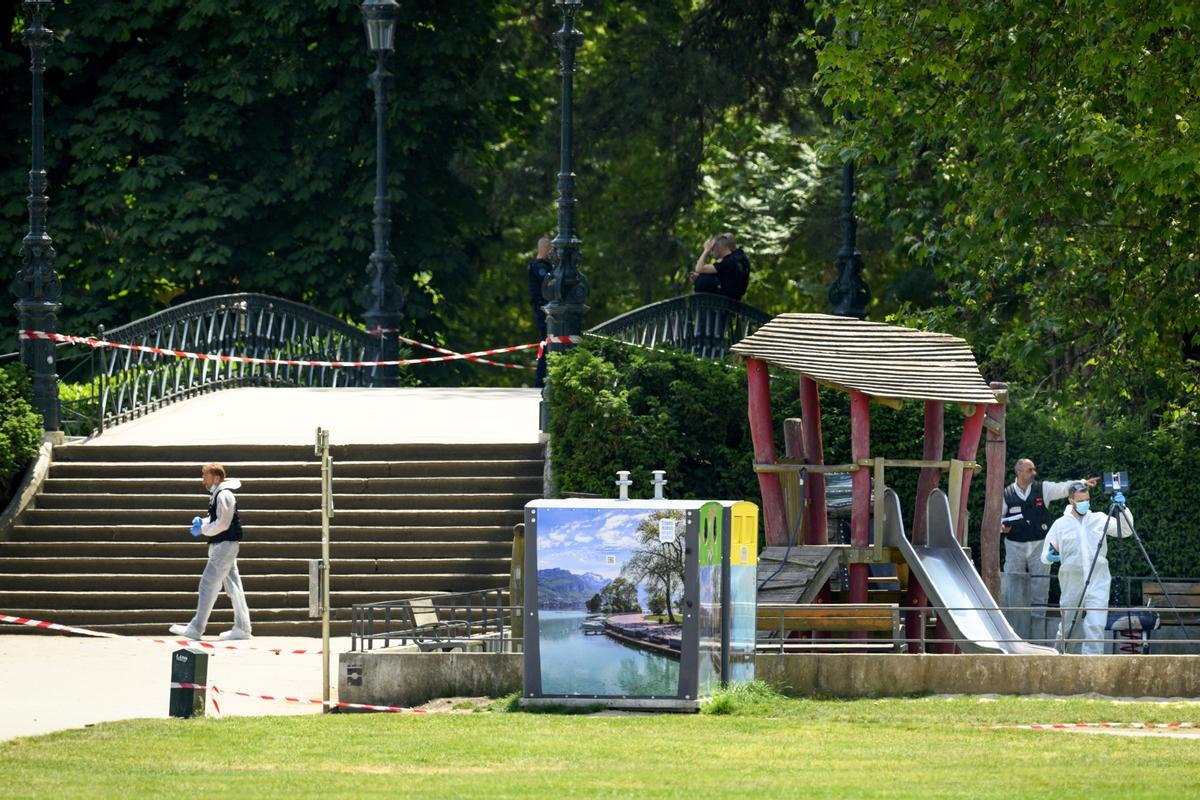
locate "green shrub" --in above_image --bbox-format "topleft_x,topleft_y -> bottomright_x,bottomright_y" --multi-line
0,364 -> 44,497
547,340 -> 1200,580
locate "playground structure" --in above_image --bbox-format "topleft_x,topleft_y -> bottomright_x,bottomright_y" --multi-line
732,313 -> 1054,654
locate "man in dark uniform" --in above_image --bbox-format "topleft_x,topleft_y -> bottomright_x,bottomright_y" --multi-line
1000,459 -> 1096,640
527,237 -> 553,388
689,233 -> 751,301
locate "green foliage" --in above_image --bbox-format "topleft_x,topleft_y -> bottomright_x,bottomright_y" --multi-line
0,364 -> 43,495
812,0 -> 1200,422
595,576 -> 641,614
549,341 -> 1200,578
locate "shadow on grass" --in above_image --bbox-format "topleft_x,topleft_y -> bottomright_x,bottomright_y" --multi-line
489,692 -> 606,715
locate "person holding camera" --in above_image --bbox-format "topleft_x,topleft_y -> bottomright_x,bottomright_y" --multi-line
169,463 -> 252,641
526,237 -> 553,388
999,459 -> 1096,640
1041,481 -> 1133,654
688,233 -> 751,301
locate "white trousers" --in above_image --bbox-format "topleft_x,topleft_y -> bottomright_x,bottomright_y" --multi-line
1000,538 -> 1052,641
187,540 -> 252,634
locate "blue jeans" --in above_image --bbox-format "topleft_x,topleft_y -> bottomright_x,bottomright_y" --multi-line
187,540 -> 252,634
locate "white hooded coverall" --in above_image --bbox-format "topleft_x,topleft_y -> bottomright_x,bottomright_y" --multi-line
1041,504 -> 1133,654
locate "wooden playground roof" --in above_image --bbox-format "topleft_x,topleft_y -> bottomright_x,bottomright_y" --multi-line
731,313 -> 998,405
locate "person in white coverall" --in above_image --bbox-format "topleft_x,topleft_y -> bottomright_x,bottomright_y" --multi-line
1041,482 -> 1133,654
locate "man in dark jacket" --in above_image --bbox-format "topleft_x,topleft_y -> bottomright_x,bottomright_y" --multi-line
527,237 -> 553,388
689,233 -> 751,301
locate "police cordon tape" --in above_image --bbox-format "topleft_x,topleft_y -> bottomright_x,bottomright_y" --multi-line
1013,722 -> 1195,731
0,614 -> 321,655
18,329 -> 581,370
370,327 -> 585,371
169,682 -> 427,715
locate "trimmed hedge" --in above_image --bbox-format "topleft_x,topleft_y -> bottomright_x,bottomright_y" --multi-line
547,340 -> 1200,581
0,364 -> 44,500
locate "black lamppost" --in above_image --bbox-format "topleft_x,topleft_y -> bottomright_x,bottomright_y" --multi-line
360,0 -> 404,386
12,0 -> 61,432
542,0 -> 589,352
826,25 -> 870,319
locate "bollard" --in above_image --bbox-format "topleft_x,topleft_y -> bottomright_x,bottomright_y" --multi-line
169,647 -> 208,718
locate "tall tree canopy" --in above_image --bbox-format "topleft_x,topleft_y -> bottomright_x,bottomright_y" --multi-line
814,0 -> 1200,422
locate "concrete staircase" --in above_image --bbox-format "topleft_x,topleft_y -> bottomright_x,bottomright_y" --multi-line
0,442 -> 541,636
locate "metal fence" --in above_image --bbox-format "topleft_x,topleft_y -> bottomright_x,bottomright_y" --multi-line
588,293 -> 771,360
52,293 -> 383,436
351,588 -> 521,653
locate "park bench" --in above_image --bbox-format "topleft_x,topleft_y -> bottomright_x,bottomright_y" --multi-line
756,603 -> 902,653
1141,580 -> 1200,627
379,598 -> 476,652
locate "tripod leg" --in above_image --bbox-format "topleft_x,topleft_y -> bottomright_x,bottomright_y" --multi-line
1063,507 -> 1116,649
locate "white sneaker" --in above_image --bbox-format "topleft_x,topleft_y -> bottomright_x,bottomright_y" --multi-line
169,623 -> 202,640
219,628 -> 252,641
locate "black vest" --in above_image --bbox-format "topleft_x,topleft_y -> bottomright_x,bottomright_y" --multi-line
1002,480 -> 1051,542
207,488 -> 243,545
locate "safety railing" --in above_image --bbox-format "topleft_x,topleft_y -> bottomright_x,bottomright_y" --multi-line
753,603 -> 1200,655
53,293 -> 382,435
351,588 -> 521,653
588,293 -> 771,359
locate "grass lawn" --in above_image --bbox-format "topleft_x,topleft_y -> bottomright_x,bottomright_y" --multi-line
1,686 -> 1196,799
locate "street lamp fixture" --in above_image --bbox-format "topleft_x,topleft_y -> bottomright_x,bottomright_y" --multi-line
542,0 -> 589,350
827,16 -> 869,319
360,0 -> 404,386
12,0 -> 61,431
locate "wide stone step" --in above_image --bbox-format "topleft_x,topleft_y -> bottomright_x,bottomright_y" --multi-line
48,459 -> 544,479
34,492 -> 537,511
0,587 -> 507,610
0,606 -> 356,637
6,525 -> 516,543
22,508 -> 524,527
41,476 -> 544,495
1,573 -> 510,592
52,442 -> 544,463
1,540 -> 512,559
0,556 -> 512,575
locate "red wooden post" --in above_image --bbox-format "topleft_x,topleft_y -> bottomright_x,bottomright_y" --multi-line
798,376 -> 827,546
905,400 -> 943,653
849,391 -> 870,637
955,404 -> 987,542
746,357 -> 789,546
981,383 -> 1008,602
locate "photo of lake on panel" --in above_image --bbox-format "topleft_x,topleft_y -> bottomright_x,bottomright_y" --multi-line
536,506 -> 685,697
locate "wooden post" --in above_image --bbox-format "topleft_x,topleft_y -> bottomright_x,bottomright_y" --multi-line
747,358 -> 789,546
955,404 -> 987,541
905,400 -> 943,654
799,377 -> 827,546
981,382 -> 1008,602
849,391 -> 870,637
783,418 -> 805,539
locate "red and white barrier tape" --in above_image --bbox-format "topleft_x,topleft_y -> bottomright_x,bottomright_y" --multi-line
537,335 -> 584,359
18,330 -> 541,369
1013,722 -> 1195,731
393,333 -> 534,371
170,682 -> 427,714
1,614 -> 320,655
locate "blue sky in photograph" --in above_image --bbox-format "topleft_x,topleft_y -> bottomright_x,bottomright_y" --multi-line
536,506 -> 651,580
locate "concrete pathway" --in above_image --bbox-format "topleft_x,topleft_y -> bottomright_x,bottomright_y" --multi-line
78,387 -> 542,446
0,634 -> 353,741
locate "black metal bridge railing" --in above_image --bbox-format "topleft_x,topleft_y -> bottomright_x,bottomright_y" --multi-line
588,293 -> 771,360
56,293 -> 382,436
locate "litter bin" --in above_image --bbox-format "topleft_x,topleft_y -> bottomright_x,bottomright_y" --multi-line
169,647 -> 209,718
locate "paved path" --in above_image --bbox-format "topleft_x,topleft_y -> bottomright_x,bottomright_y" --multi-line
0,634 -> 352,741
78,387 -> 542,446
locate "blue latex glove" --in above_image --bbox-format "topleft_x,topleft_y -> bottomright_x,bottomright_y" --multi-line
190,516 -> 203,537
1046,545 -> 1061,564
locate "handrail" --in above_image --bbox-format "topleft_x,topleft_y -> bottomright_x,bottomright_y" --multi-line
62,293 -> 383,434
588,293 -> 771,359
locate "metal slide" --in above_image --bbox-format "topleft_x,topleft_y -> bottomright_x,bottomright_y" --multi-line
884,487 -> 1057,655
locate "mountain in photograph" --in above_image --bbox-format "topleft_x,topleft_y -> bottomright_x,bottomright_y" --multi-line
537,568 -> 609,609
